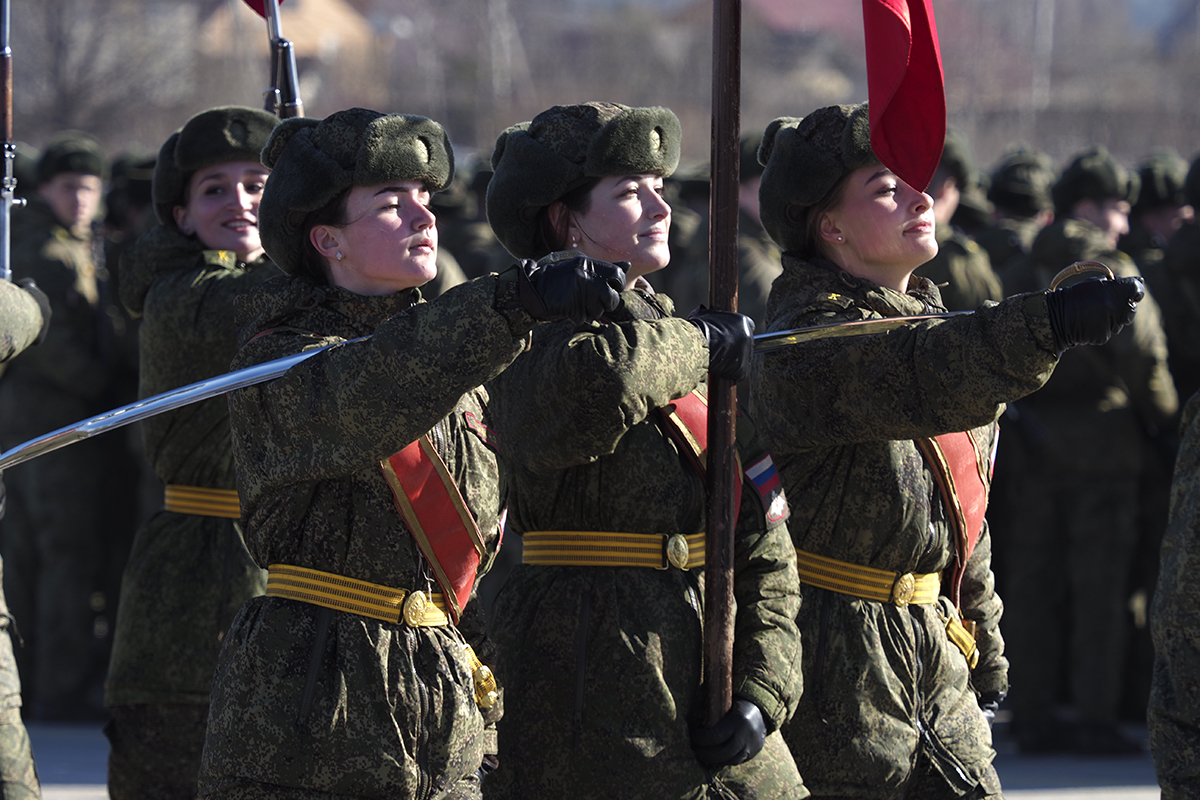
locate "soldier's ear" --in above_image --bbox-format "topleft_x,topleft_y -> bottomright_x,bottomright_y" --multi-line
173,205 -> 196,236
309,224 -> 342,261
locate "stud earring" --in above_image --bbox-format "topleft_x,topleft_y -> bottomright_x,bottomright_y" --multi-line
336,251 -> 344,261
836,236 -> 844,243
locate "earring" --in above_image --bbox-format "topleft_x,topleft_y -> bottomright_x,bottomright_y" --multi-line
570,239 -> 578,249
835,236 -> 844,243
336,251 -> 344,261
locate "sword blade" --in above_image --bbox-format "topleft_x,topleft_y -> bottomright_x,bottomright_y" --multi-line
0,337 -> 366,471
752,311 -> 968,352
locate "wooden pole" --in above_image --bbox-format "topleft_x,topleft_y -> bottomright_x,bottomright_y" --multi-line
704,0 -> 741,728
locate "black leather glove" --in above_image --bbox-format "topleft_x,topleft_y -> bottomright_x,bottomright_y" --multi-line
690,697 -> 767,768
978,691 -> 1005,728
17,278 -> 51,346
1044,275 -> 1143,354
687,306 -> 756,383
516,253 -> 625,325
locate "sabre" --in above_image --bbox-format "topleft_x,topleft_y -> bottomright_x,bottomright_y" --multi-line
0,263 -> 1111,472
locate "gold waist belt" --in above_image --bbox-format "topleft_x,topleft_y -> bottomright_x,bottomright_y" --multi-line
164,484 -> 241,519
523,531 -> 705,570
795,548 -> 940,607
266,564 -> 448,627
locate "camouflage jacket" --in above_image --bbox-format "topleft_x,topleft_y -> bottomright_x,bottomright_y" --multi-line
751,254 -> 1061,797
0,199 -> 106,443
104,224 -> 280,706
1005,218 -> 1178,474
1149,389 -> 1200,798
0,280 -> 44,363
915,223 -> 1003,312
975,216 -> 1045,278
1145,222 -> 1200,403
485,288 -> 803,797
198,272 -> 534,798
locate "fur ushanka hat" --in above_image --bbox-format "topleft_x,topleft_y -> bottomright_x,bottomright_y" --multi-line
258,108 -> 454,275
1052,146 -> 1139,217
153,106 -> 279,228
757,103 -> 876,254
486,102 -> 682,259
36,131 -> 106,185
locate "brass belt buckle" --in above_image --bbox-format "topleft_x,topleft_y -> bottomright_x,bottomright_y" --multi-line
403,590 -> 429,627
664,534 -> 691,570
891,573 -> 916,606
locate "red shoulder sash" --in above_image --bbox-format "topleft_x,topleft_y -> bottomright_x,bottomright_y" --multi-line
379,435 -> 486,623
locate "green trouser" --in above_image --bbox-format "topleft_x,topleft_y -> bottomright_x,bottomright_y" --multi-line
0,559 -> 40,800
106,704 -> 208,800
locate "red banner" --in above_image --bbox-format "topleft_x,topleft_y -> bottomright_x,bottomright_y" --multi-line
863,0 -> 946,193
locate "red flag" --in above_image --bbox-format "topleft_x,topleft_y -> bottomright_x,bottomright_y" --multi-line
243,0 -> 284,18
862,0 -> 946,193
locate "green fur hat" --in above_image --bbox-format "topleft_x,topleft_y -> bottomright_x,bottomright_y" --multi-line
1133,147 -> 1189,213
258,108 -> 454,275
153,106 -> 279,228
36,131 -> 106,185
1052,146 -> 1139,216
487,102 -> 681,259
757,103 -> 876,254
988,146 -> 1056,217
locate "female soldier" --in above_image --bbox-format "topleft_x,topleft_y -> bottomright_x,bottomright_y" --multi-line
107,105 -> 280,800
750,103 -> 1144,799
483,101 -> 804,799
195,107 -> 621,800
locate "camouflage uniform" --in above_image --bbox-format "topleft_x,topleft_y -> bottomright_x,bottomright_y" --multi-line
751,254 -> 1063,799
484,287 -> 805,800
103,224 -> 280,799
916,224 -> 1003,312
1154,222 -> 1200,407
0,197 -> 109,718
198,271 -> 534,799
0,281 -> 45,799
973,217 -> 1044,279
1149,389 -> 1200,797
1001,218 -> 1177,749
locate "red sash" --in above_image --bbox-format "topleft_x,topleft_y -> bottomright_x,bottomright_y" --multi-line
659,390 -> 744,523
915,429 -> 993,607
379,436 -> 486,623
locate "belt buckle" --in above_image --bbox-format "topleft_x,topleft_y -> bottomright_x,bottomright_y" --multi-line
403,590 -> 429,627
663,534 -> 691,570
891,573 -> 916,606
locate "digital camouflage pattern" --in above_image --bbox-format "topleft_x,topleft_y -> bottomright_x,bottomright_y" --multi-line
0,281 -> 43,363
198,271 -> 536,799
484,287 -> 805,800
1149,389 -> 1200,797
1001,218 -> 1176,746
751,255 -> 1063,798
0,197 -> 109,717
0,306 -> 43,798
103,223 -> 281,798
916,225 -> 1003,312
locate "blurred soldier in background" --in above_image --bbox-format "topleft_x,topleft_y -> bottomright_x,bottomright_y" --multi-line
0,131 -> 112,720
1001,146 -> 1177,753
915,128 -> 1003,311
976,146 -> 1057,277
433,157 -> 513,282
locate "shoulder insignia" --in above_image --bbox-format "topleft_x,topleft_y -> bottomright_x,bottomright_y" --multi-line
744,453 -> 788,524
463,410 -> 499,452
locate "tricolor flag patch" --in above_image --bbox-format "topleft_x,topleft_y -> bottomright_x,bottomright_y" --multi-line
745,454 -> 788,524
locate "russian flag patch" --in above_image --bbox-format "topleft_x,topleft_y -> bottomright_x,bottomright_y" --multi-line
745,454 -> 788,524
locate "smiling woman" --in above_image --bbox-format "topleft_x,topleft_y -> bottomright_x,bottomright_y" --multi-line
172,160 -> 269,262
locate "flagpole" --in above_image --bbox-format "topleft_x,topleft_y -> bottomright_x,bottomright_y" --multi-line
704,0 -> 741,728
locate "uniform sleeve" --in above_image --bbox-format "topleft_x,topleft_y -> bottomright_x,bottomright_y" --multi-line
1150,391 -> 1200,797
0,280 -> 44,363
230,275 -> 535,488
959,521 -> 1007,697
11,246 -> 107,399
752,292 -> 1060,451
491,300 -> 709,473
730,486 -> 803,732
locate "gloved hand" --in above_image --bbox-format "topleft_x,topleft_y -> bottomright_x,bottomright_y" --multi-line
978,691 -> 1005,728
516,253 -> 626,325
17,278 -> 51,346
690,697 -> 767,768
687,306 -> 756,382
1044,276 -> 1143,354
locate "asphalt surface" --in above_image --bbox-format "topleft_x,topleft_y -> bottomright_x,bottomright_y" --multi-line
26,717 -> 1162,800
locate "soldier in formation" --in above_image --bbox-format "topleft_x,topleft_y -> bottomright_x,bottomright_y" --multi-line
750,102 -> 1143,797
481,101 -> 804,799
104,105 -> 281,800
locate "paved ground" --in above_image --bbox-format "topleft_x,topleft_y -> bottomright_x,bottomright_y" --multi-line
26,719 -> 1162,800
